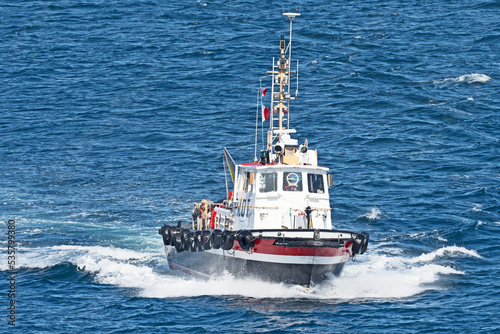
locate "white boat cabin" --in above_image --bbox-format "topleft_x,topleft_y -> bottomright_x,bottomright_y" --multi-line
227,161 -> 332,231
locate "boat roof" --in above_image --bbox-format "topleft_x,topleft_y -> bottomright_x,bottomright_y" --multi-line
240,161 -> 328,170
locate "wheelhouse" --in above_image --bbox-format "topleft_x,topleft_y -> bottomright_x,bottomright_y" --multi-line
230,164 -> 332,230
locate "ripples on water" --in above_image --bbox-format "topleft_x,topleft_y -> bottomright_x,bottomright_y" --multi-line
1,0 -> 499,332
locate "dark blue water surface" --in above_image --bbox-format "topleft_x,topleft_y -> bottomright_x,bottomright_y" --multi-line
1,0 -> 500,333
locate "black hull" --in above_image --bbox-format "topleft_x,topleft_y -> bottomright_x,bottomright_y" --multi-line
166,246 -> 347,286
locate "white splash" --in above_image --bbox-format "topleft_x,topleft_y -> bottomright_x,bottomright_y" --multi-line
146,245 -> 478,300
10,243 -> 481,301
54,245 -> 154,261
322,261 -> 460,299
434,73 -> 491,84
9,245 -> 159,270
472,204 -> 483,212
311,245 -> 483,299
359,208 -> 382,220
141,272 -> 310,299
409,245 -> 481,263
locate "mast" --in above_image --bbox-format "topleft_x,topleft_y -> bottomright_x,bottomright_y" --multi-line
285,12 -> 300,102
266,13 -> 300,153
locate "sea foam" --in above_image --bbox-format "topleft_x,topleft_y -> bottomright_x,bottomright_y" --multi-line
7,243 -> 481,301
358,207 -> 383,220
434,73 -> 491,84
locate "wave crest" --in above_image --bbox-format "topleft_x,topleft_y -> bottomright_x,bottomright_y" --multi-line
358,207 -> 383,221
434,73 -> 491,84
409,245 -> 482,263
7,243 -> 481,301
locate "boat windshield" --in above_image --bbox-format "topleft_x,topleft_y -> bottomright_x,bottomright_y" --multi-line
307,173 -> 325,194
258,172 -> 278,193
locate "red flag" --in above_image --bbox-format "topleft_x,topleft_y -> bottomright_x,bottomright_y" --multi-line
262,105 -> 269,121
261,88 -> 268,97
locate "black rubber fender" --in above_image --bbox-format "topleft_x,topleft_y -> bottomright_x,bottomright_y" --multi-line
180,229 -> 191,251
167,226 -> 176,246
188,232 -> 197,252
351,233 -> 366,255
360,232 -> 370,254
201,230 -> 211,250
237,230 -> 255,251
158,224 -> 166,235
159,225 -> 170,245
194,231 -> 203,251
210,229 -> 222,249
165,225 -> 174,246
173,232 -> 183,252
220,230 -> 235,250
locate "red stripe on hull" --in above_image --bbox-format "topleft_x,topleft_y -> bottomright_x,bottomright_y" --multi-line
233,238 -> 350,257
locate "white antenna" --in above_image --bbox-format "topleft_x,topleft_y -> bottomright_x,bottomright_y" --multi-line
283,12 -> 300,73
282,12 -> 300,130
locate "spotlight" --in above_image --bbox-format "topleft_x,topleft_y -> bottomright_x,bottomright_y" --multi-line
274,142 -> 284,154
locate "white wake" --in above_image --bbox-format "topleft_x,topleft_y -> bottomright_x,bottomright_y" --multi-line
7,243 -> 481,301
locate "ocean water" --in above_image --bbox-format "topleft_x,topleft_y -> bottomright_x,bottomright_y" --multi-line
1,0 -> 499,333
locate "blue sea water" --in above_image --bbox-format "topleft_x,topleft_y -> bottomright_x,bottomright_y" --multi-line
1,0 -> 499,332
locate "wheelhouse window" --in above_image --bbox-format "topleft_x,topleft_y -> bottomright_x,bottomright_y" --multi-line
258,172 -> 277,193
307,173 -> 325,194
283,172 -> 303,192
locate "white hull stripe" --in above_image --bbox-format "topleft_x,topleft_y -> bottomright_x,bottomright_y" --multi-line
204,248 -> 348,265
165,245 -> 349,265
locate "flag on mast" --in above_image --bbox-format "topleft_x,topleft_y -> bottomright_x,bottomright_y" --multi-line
223,147 -> 236,183
262,105 -> 269,121
260,88 -> 269,121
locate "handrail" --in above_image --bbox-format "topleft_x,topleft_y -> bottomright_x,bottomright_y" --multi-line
231,205 -> 331,211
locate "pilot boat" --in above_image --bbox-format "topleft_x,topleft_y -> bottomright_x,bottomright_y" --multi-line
159,13 -> 369,286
